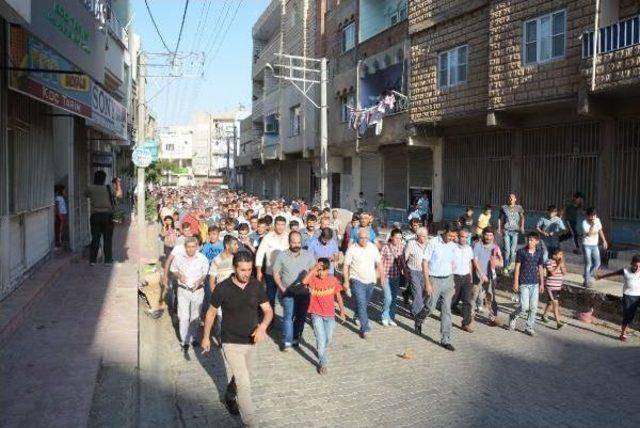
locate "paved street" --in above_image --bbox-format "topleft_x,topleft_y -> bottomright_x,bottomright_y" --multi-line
137,286 -> 640,428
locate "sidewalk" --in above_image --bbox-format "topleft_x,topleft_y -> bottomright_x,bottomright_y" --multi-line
0,220 -> 145,428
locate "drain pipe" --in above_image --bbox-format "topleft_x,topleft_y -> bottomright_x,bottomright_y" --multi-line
591,0 -> 600,91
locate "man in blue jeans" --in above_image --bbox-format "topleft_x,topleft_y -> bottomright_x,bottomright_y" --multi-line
509,232 -> 545,336
273,231 -> 316,351
343,228 -> 383,339
498,193 -> 525,275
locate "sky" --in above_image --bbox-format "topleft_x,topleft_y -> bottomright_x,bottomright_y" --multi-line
132,0 -> 270,127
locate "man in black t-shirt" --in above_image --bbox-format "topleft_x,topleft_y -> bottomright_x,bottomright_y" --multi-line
202,251 -> 272,427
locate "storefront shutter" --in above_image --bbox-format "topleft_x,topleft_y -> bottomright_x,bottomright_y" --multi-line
360,154 -> 381,211
408,148 -> 433,188
383,147 -> 407,209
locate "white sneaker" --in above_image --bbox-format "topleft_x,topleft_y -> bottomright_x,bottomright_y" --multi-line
382,319 -> 389,327
353,317 -> 360,326
509,316 -> 517,331
388,320 -> 397,327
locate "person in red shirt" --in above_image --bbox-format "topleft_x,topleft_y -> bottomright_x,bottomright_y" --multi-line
181,209 -> 201,238
303,258 -> 346,375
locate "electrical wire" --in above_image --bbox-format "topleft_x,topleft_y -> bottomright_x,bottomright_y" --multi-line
207,0 -> 245,64
173,0 -> 191,65
143,0 -> 172,53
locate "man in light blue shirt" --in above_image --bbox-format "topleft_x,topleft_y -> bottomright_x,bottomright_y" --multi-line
307,228 -> 340,274
536,205 -> 566,262
418,224 -> 458,351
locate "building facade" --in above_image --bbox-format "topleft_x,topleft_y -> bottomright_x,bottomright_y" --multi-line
409,0 -> 640,244
0,0 -> 139,300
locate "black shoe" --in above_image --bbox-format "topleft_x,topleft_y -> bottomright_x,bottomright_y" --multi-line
414,322 -> 422,335
181,344 -> 189,352
440,342 -> 455,352
225,398 -> 240,415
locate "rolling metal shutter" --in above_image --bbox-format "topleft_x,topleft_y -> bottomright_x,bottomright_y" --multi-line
383,147 -> 407,209
408,147 -> 433,189
297,161 -> 312,202
71,119 -> 90,251
360,154 -> 381,212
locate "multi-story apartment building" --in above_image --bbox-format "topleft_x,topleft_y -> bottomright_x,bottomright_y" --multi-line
237,0 -> 320,202
191,111 -> 248,182
409,0 -> 640,244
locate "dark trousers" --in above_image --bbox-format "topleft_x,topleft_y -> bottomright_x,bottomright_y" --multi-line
90,212 -> 114,263
622,295 -> 640,326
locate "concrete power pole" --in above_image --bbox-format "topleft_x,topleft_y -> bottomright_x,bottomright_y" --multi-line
319,58 -> 328,208
136,52 -> 147,229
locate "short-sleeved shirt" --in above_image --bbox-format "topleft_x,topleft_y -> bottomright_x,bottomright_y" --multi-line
300,229 -> 316,249
475,213 -> 491,236
350,226 -> 377,243
272,249 -> 316,287
170,252 -> 209,289
623,268 -> 640,296
536,216 -> 566,248
545,259 -> 564,291
85,185 -> 113,214
307,238 -> 339,273
582,218 -> 602,246
473,242 -> 501,282
516,248 -> 543,285
201,240 -> 224,262
500,205 -> 524,231
55,195 -> 68,215
344,242 -> 381,284
210,277 -> 268,344
453,244 -> 474,276
209,253 -> 234,284
423,235 -> 457,277
307,275 -> 342,317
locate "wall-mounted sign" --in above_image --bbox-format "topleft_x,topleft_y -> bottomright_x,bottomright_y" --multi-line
87,83 -> 127,141
27,0 -> 106,83
132,147 -> 152,168
8,26 -> 92,118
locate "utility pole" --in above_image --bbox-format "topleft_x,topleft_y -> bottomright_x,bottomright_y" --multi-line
267,53 -> 328,207
207,114 -> 212,179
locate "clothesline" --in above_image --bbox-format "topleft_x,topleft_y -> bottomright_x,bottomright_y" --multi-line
347,90 -> 407,137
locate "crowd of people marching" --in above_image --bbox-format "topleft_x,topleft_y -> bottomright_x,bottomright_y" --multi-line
155,186 -> 639,428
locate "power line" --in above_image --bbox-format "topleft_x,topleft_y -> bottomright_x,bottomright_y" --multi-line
207,0 -> 244,64
203,0 -> 232,55
173,0 -> 191,65
144,0 -> 172,54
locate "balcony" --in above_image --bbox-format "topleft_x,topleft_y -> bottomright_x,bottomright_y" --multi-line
581,15 -> 640,94
253,36 -> 280,78
253,0 -> 281,41
252,96 -> 264,119
359,0 -> 408,42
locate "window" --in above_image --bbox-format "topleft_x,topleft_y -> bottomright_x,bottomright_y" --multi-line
341,22 -> 356,52
523,10 -> 566,64
289,105 -> 301,136
166,143 -> 175,151
340,93 -> 355,123
438,45 -> 468,89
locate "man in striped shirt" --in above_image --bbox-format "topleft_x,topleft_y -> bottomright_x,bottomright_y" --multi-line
404,227 -> 429,322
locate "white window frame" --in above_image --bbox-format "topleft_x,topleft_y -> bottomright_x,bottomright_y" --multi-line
289,105 -> 301,136
438,45 -> 468,89
523,10 -> 566,65
341,22 -> 356,53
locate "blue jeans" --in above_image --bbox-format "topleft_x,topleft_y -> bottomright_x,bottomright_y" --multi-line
351,279 -> 374,334
279,292 -> 310,346
382,277 -> 401,321
503,231 -> 519,267
510,283 -> 539,332
311,314 -> 335,366
583,245 -> 601,285
264,274 -> 277,309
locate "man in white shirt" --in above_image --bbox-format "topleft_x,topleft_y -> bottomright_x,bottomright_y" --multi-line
343,228 -> 383,339
453,229 -> 482,333
255,216 -> 290,309
582,207 -> 608,286
170,237 -> 209,351
420,224 -> 458,351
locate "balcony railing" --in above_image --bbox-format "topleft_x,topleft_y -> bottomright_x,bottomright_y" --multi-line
582,15 -> 640,58
108,14 -> 129,46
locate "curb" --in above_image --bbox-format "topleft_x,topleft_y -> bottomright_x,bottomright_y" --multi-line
0,252 -> 77,348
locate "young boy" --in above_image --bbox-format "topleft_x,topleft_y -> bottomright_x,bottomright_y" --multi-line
475,205 -> 492,238
303,258 -> 346,375
508,232 -> 545,336
201,226 -> 224,263
541,248 -> 566,329
597,255 -> 640,342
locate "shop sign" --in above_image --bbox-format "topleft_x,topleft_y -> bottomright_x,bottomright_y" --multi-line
27,0 -> 106,83
8,26 -> 92,118
88,83 -> 127,141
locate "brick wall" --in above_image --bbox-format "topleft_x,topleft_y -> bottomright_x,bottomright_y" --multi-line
410,5 -> 489,123
409,0 -> 488,34
488,0 -> 593,110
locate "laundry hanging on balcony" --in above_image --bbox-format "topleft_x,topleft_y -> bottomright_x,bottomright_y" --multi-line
348,90 -> 402,137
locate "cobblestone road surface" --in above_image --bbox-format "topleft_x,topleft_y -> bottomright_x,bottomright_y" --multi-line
137,286 -> 640,428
